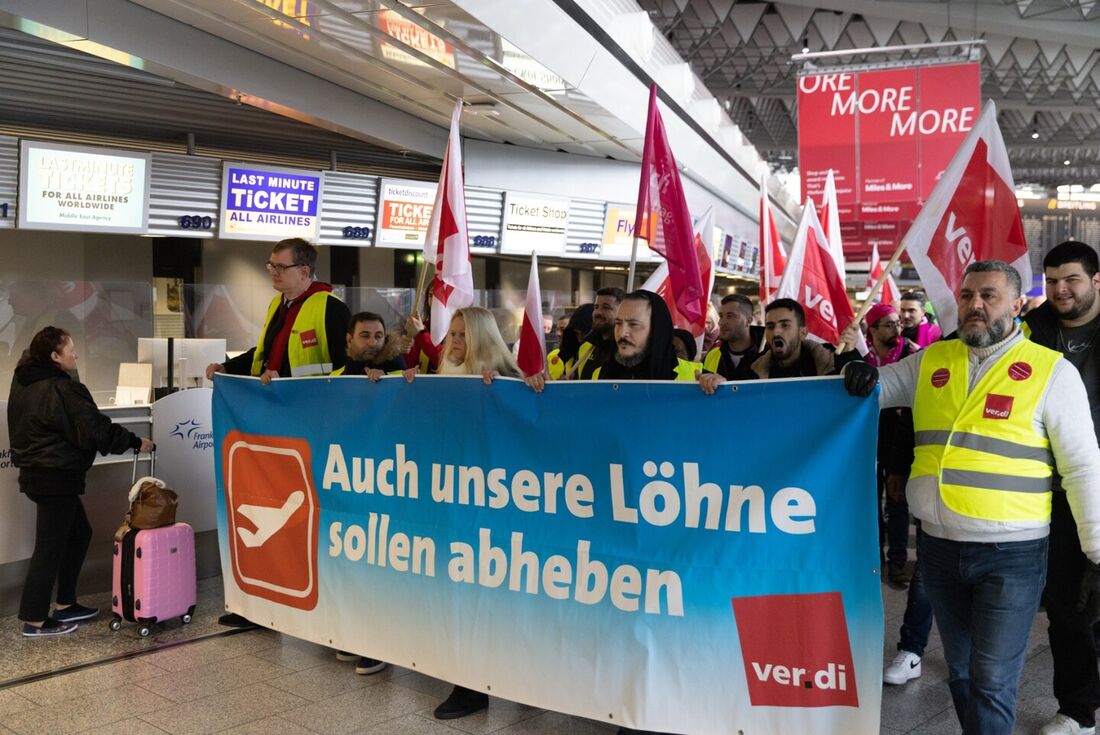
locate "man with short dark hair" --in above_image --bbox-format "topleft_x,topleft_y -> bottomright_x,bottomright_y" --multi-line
333,312 -> 406,380
574,286 -> 624,379
899,291 -> 942,348
205,238 -> 349,629
701,294 -> 761,379
1025,240 -> 1100,735
845,260 -> 1100,735
746,298 -> 853,379
206,238 -> 350,384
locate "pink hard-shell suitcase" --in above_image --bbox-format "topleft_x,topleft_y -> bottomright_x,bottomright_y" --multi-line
109,452 -> 197,637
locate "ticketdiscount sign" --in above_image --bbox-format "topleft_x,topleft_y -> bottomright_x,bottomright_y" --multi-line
18,141 -> 151,234
213,375 -> 883,734
219,163 -> 323,241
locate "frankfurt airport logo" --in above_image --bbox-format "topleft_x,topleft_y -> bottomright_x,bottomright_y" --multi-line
732,592 -> 859,708
223,430 -> 319,610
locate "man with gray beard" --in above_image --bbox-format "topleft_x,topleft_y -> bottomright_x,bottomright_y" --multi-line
843,260 -> 1100,735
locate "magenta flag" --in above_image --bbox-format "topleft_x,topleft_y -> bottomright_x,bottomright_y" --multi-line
633,84 -> 703,324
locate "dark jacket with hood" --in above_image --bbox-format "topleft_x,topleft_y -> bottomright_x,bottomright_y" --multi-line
340,332 -> 408,376
744,339 -> 859,380
8,362 -> 140,494
597,291 -> 681,381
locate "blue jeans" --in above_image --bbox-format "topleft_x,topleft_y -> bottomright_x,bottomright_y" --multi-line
898,557 -> 934,656
919,532 -> 1048,735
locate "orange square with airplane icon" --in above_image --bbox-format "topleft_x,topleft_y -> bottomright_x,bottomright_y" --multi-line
223,430 -> 319,611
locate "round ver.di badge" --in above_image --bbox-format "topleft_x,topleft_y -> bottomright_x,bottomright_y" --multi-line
1008,362 -> 1032,381
931,368 -> 951,388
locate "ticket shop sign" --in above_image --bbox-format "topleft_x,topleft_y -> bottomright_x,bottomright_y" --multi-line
376,179 -> 437,249
219,163 -> 322,241
18,141 -> 151,234
601,203 -> 658,261
500,192 -> 569,256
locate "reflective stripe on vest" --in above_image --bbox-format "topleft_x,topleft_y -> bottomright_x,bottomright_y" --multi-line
703,347 -> 721,374
250,291 -> 336,377
911,338 -> 1060,522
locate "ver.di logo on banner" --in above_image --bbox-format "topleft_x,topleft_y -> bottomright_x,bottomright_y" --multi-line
223,430 -> 319,610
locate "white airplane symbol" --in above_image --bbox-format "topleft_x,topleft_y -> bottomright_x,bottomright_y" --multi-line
235,491 -> 305,548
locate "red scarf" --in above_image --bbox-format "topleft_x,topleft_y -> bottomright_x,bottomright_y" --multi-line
264,281 -> 332,373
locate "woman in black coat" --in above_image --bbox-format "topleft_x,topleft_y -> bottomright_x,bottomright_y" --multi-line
8,326 -> 154,637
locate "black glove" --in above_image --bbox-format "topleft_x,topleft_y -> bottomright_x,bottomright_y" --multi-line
1078,561 -> 1100,623
843,361 -> 879,398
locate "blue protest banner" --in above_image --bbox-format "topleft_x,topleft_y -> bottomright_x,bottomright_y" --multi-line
213,374 -> 882,734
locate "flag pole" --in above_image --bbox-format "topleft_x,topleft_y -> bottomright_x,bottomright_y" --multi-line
837,237 -> 911,352
627,235 -> 641,291
412,258 -> 431,318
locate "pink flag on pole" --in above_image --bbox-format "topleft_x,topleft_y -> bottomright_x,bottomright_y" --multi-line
903,100 -> 1029,334
641,207 -> 715,350
867,244 -> 901,306
775,199 -> 857,347
759,172 -> 787,305
634,84 -> 703,324
517,253 -> 546,377
424,100 -> 475,344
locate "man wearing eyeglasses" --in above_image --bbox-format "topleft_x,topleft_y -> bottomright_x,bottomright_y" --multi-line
206,238 -> 350,385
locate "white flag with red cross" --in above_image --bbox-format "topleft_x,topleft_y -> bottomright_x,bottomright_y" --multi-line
903,100 -> 1029,334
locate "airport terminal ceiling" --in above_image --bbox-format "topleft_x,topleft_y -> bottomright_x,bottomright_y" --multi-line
640,0 -> 1100,189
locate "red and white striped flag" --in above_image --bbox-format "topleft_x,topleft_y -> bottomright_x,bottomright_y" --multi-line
759,172 -> 787,305
775,199 -> 858,347
819,169 -> 847,277
634,84 -> 703,324
424,100 -> 475,345
517,253 -> 546,378
903,100 -> 1029,334
867,244 -> 901,305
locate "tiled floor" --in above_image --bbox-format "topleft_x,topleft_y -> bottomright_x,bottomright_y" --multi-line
0,572 -> 1078,734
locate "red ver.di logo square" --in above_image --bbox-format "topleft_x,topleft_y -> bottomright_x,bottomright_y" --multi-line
223,430 -> 319,610
732,592 -> 859,707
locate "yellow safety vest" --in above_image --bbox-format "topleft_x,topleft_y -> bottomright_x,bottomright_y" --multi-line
703,347 -> 721,373
251,291 -> 338,377
592,358 -> 698,382
546,349 -> 570,380
911,339 -> 1060,523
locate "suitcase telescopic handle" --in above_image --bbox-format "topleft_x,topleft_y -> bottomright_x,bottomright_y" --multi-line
131,446 -> 156,483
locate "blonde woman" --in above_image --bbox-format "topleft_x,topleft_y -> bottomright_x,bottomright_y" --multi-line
403,307 -> 521,383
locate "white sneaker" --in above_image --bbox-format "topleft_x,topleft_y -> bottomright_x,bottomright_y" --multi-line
1039,713 -> 1096,735
883,650 -> 921,685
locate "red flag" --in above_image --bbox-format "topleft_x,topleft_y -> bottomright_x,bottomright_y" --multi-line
634,84 -> 703,324
774,199 -> 857,346
517,254 -> 546,377
640,207 -> 715,350
903,101 -> 1029,334
867,244 -> 900,306
424,100 -> 475,344
759,172 -> 787,304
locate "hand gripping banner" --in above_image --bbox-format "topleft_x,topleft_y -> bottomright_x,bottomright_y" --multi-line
213,375 -> 883,734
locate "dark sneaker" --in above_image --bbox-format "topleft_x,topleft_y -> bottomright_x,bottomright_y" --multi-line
217,613 -> 257,628
433,685 -> 489,720
887,562 -> 911,587
22,618 -> 78,637
355,657 -> 386,675
335,650 -> 358,661
53,603 -> 99,623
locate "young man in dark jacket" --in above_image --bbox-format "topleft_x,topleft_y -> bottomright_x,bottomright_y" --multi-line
8,326 -> 153,637
332,311 -> 407,380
